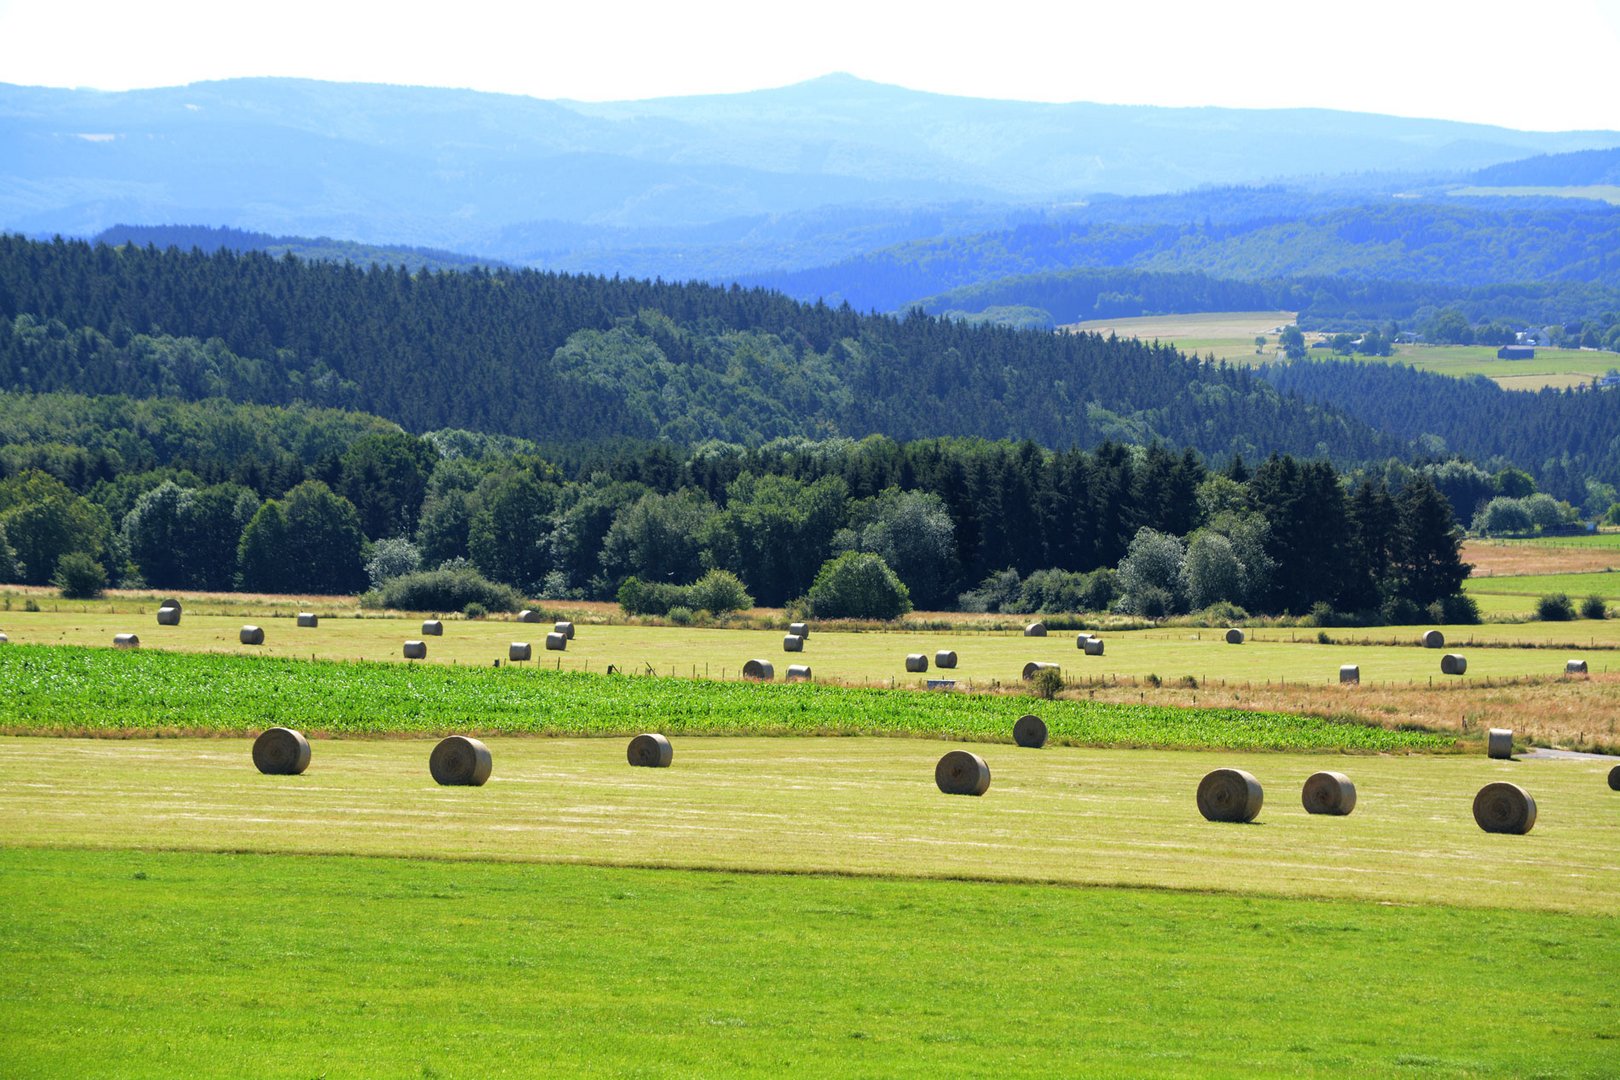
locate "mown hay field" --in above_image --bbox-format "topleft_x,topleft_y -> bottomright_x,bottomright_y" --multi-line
1,608 -> 1615,690
2,735 -> 1612,913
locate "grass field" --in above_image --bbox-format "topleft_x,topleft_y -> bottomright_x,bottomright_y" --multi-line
1448,183 -> 1620,205
1070,310 -> 1294,363
3,644 -> 1616,1072
4,847 -> 1614,1079
1065,310 -> 1620,391
4,607 -> 1618,690
1464,570 -> 1620,617
1,736 -> 1613,911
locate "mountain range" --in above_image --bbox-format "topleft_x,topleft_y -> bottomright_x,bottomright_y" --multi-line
5,74 -> 1618,277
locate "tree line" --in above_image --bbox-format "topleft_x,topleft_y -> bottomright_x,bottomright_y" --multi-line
0,393 -> 1469,622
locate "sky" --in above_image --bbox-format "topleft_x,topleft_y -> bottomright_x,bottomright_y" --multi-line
3,0 -> 1619,132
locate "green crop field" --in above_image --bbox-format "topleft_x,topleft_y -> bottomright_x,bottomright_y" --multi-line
0,644 -> 1448,750
4,847 -> 1614,1079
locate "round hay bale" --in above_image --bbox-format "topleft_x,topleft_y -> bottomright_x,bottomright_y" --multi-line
935,649 -> 958,669
0,632 -> 8,644
429,735 -> 492,787
1566,659 -> 1588,675
1487,727 -> 1514,759
789,622 -> 808,639
252,727 -> 311,775
905,653 -> 929,673
742,659 -> 774,681
1422,629 -> 1445,649
785,664 -> 812,681
1339,664 -> 1360,685
1441,653 -> 1468,676
113,633 -> 140,649
403,640 -> 427,660
627,732 -> 673,768
1021,661 -> 1059,681
783,634 -> 804,652
156,605 -> 180,626
518,609 -> 541,623
935,750 -> 991,796
239,625 -> 264,646
1473,782 -> 1536,834
1225,628 -> 1245,645
421,620 -> 443,636
296,612 -> 318,628
1024,622 -> 1047,637
554,621 -> 575,640
1197,768 -> 1263,823
159,598 -> 182,614
1083,637 -> 1104,656
1608,764 -> 1620,791
1301,770 -> 1356,815
1013,713 -> 1048,748
509,642 -> 532,662
545,632 -> 567,651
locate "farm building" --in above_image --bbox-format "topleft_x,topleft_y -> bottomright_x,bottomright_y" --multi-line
1497,345 -> 1535,360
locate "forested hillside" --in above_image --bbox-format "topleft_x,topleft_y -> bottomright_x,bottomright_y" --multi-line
1470,147 -> 1620,187
0,235 -> 1394,462
1261,360 -> 1620,501
920,268 -> 1620,337
93,225 -> 504,273
754,202 -> 1620,313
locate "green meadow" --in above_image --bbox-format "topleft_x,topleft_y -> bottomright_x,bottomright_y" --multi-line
2,846 -> 1614,1079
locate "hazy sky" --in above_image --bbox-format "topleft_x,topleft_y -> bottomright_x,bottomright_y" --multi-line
4,0 -> 1619,132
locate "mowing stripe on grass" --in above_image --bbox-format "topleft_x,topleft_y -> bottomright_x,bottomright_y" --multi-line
0,644 -> 1452,751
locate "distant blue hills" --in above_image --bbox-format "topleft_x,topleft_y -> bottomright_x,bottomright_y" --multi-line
5,74 -> 1617,274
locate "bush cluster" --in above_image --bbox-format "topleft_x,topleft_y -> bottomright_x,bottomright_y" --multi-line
618,570 -> 754,617
362,567 -> 523,613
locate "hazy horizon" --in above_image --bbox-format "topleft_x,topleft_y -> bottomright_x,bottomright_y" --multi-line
4,0 -> 1619,132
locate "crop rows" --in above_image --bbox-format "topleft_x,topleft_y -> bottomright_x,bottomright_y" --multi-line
0,644 -> 1453,751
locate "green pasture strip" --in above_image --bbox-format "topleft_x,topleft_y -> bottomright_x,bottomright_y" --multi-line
5,737 -> 1612,912
1464,570 -> 1620,598
0,848 -> 1612,1080
0,644 -> 1448,751
1474,532 -> 1620,550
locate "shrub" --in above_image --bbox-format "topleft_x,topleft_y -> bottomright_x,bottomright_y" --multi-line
618,577 -> 695,617
1429,593 -> 1481,625
1125,585 -> 1174,620
1535,593 -> 1575,621
463,602 -> 488,619
667,605 -> 694,626
687,569 -> 753,615
363,567 -> 522,613
957,567 -> 1022,613
1030,666 -> 1064,701
1581,594 -> 1607,620
53,552 -> 107,599
1197,601 -> 1249,625
1305,601 -> 1338,627
1380,596 -> 1422,625
806,552 -> 912,620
